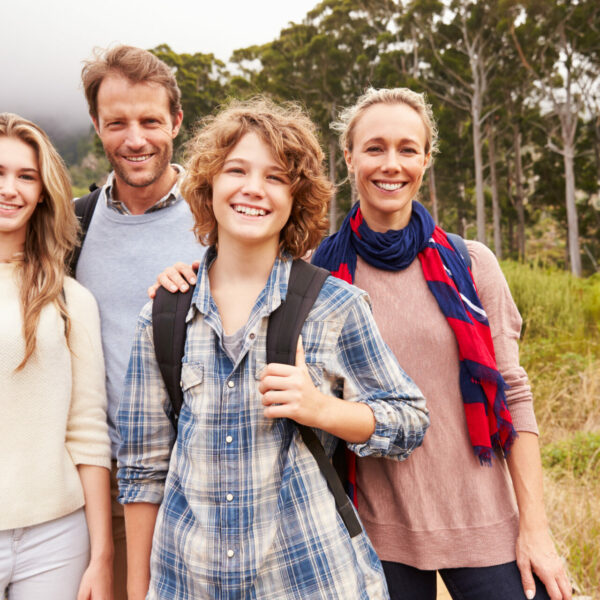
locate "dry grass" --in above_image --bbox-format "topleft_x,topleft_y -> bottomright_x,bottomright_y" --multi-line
503,262 -> 600,599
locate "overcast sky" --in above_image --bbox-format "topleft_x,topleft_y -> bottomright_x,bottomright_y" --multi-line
1,0 -> 319,138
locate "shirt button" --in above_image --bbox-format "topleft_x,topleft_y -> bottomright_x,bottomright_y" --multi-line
249,332 -> 255,340
227,549 -> 235,558
226,493 -> 234,502
226,435 -> 233,444
227,381 -> 235,388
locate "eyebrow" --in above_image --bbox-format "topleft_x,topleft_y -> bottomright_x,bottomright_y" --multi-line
0,165 -> 39,173
223,157 -> 287,172
363,136 -> 420,146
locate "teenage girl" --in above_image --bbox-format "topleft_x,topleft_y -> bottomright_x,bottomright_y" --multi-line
0,113 -> 112,599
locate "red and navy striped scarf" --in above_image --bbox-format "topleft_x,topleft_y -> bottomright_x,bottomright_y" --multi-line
312,202 -> 517,500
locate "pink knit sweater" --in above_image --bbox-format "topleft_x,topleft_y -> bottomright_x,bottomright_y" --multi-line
354,241 -> 538,570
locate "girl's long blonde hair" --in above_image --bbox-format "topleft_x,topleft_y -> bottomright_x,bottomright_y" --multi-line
0,113 -> 79,370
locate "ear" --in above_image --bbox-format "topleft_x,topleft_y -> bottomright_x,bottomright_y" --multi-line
424,152 -> 431,170
344,147 -> 354,174
91,117 -> 101,137
171,110 -> 184,138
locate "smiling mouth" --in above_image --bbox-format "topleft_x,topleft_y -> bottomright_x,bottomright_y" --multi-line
373,181 -> 407,191
0,201 -> 21,211
233,204 -> 269,217
123,154 -> 153,163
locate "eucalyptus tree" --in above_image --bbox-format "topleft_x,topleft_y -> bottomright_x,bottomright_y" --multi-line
508,0 -> 600,276
394,0 -> 509,245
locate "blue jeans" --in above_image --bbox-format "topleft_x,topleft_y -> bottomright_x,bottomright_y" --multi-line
382,560 -> 551,600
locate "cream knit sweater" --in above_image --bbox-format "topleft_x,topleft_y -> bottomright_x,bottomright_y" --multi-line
0,263 -> 111,529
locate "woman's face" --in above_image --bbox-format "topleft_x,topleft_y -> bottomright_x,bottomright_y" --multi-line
345,102 -> 430,232
211,131 -> 293,252
0,136 -> 43,249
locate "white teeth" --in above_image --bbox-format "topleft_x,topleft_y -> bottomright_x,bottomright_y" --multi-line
375,182 -> 405,191
0,201 -> 19,210
125,155 -> 151,162
234,205 -> 267,216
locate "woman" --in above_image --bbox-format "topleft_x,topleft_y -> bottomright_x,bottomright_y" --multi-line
310,88 -> 571,600
0,113 -> 112,599
116,97 -> 429,600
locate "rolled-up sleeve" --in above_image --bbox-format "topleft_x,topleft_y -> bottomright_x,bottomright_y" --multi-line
65,281 -> 111,469
336,293 -> 429,459
117,301 -> 176,505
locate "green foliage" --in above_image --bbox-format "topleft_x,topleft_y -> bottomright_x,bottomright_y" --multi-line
501,260 -> 600,341
542,432 -> 600,478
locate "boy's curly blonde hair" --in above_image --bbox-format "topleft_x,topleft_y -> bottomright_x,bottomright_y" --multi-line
181,97 -> 332,258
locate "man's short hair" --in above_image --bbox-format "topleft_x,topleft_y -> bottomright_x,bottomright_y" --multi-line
82,45 -> 182,123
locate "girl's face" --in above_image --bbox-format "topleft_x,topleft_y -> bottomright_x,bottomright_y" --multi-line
212,131 -> 293,252
345,102 -> 430,232
0,136 -> 43,249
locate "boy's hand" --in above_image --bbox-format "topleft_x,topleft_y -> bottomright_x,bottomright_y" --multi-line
259,337 -> 326,427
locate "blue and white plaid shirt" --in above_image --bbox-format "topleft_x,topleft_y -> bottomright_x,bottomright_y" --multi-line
117,250 -> 428,600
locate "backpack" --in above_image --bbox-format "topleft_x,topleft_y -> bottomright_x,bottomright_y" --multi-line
446,232 -> 472,269
152,258 -> 362,538
69,184 -> 101,276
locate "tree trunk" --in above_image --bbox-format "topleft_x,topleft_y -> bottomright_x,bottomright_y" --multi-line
513,128 -> 526,260
563,141 -> 582,276
487,123 -> 502,258
428,163 -> 439,224
328,136 -> 338,234
472,100 -> 486,244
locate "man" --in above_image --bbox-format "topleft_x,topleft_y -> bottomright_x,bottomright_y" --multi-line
76,45 -> 205,600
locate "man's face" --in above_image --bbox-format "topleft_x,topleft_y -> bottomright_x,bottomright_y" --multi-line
93,74 -> 183,190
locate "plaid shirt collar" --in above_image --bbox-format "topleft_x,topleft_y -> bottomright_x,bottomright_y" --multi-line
190,247 -> 288,321
104,164 -> 184,215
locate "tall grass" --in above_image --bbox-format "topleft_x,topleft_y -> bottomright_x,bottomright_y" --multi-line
502,261 -> 600,598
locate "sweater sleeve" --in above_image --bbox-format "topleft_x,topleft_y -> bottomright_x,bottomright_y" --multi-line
64,278 -> 111,468
468,242 -> 539,434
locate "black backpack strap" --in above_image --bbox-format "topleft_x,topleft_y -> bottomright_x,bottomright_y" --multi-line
267,259 -> 329,364
446,232 -> 472,269
267,259 -> 362,538
68,184 -> 102,275
152,285 -> 195,426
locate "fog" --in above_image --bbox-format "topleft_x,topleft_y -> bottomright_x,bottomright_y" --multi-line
1,0 -> 318,141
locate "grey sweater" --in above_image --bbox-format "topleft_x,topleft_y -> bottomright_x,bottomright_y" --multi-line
76,190 -> 205,456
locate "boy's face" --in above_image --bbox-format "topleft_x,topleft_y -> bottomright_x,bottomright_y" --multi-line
211,131 -> 293,251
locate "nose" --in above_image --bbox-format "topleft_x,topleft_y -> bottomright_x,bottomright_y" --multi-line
381,149 -> 401,173
0,174 -> 17,198
241,171 -> 265,198
123,123 -> 146,149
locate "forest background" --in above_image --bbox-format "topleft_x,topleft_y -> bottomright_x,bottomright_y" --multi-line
49,0 -> 600,596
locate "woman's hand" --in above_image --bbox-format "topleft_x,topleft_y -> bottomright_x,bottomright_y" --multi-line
77,557 -> 114,600
147,260 -> 200,299
516,526 -> 572,600
259,337 -> 375,443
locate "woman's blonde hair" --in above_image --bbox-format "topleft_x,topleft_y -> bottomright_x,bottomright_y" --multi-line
181,97 -> 332,258
0,113 -> 78,370
332,87 -> 439,160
